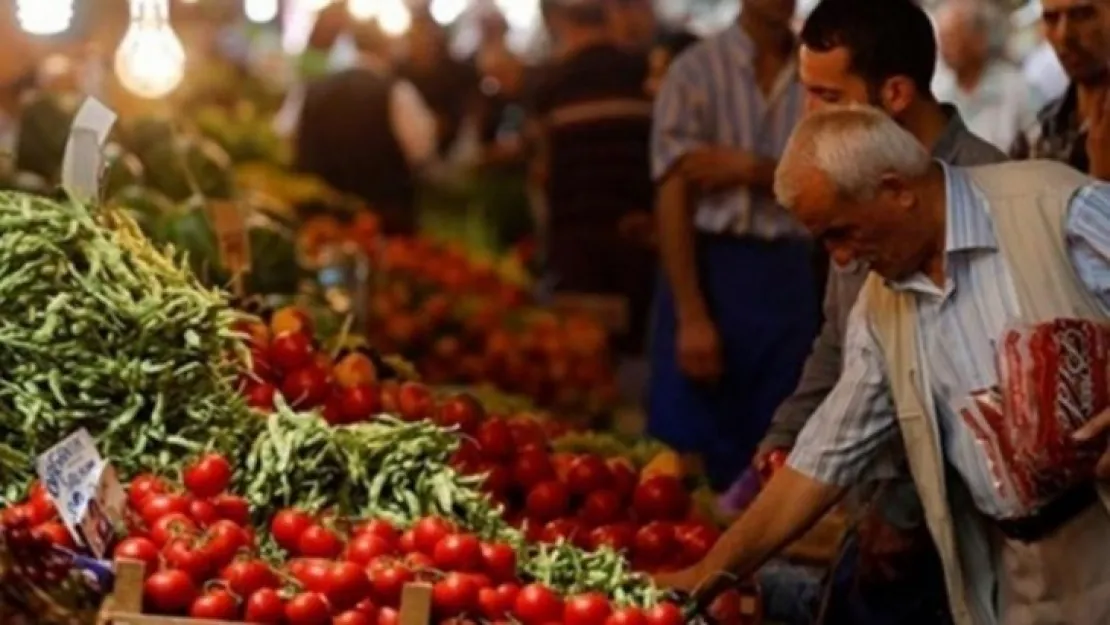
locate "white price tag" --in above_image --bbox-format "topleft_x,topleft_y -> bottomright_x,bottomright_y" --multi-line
61,97 -> 118,202
34,429 -> 126,559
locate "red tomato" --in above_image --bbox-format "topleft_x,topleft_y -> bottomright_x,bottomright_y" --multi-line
513,584 -> 564,624
507,417 -> 547,447
26,495 -> 57,524
512,450 -> 555,489
284,592 -> 332,625
479,542 -> 517,582
141,493 -> 190,526
432,533 -> 482,572
633,522 -> 677,566
162,538 -> 213,582
270,331 -> 314,372
339,384 -> 381,423
578,489 -> 624,526
412,517 -> 454,555
333,610 -> 373,625
345,533 -> 395,566
143,569 -> 198,615
525,481 -> 570,521
376,606 -> 400,625
541,518 -> 586,547
403,551 -> 435,573
289,559 -> 333,593
245,381 -> 278,411
221,559 -> 279,597
563,593 -> 613,625
588,524 -> 636,554
150,513 -> 198,547
643,602 -> 684,625
565,455 -> 614,496
605,607 -> 648,625
190,589 -> 240,620
271,508 -> 314,553
244,588 -> 285,623
128,474 -> 166,510
183,453 -> 233,499
476,418 -> 514,460
325,561 -> 373,610
212,494 -> 251,525
632,477 -> 690,522
352,519 -> 398,545
367,559 -> 414,606
478,583 -> 520,619
396,382 -> 434,421
435,394 -> 484,434
397,529 -> 417,554
203,520 -> 251,568
432,572 -> 479,617
607,459 -> 638,499
707,589 -> 745,624
476,462 -> 512,497
114,537 -> 160,576
32,521 -> 74,549
282,366 -> 332,410
187,499 -> 220,527
674,523 -> 721,565
299,524 -> 344,559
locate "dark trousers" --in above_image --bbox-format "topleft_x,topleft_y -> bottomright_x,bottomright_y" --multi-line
646,234 -> 818,490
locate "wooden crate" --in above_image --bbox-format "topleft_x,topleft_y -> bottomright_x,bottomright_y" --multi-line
99,559 -> 433,625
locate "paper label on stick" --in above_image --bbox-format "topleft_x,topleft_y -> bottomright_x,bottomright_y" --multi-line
61,97 -> 118,201
34,429 -> 126,559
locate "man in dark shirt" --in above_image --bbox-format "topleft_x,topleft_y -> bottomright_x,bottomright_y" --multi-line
1011,0 -> 1110,180
530,0 -> 655,354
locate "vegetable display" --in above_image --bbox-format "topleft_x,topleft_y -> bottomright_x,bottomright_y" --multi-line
0,191 -> 250,504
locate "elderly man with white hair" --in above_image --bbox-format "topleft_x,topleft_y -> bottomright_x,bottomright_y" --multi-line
655,105 -> 1110,625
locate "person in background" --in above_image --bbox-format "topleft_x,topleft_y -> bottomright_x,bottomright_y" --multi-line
649,0 -> 817,493
933,0 -> 1039,152
755,1 -> 1006,623
273,3 -> 349,138
529,0 -> 656,357
606,0 -> 659,53
294,20 -> 437,235
400,10 -> 480,156
657,105 -> 1110,625
1012,0 -> 1110,180
643,30 -> 700,99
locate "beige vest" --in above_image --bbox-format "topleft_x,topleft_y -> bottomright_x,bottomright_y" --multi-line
862,160 -> 1110,625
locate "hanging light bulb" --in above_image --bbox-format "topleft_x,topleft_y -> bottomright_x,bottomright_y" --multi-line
376,0 -> 411,35
429,0 -> 467,25
245,0 -> 280,23
16,0 -> 74,35
310,0 -> 335,10
115,0 -> 187,99
347,0 -> 377,22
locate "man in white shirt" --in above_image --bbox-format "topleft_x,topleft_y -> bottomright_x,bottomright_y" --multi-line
932,0 -> 1039,152
294,19 -> 437,235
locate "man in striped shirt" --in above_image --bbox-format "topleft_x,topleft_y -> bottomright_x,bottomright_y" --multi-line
657,107 -> 1110,625
649,0 -> 818,493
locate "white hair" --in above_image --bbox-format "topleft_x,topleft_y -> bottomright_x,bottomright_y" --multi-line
774,105 -> 932,209
937,0 -> 1009,57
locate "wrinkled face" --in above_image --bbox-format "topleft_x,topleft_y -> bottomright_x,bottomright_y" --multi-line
936,7 -> 988,72
799,45 -> 876,112
1041,0 -> 1110,84
788,167 -> 928,281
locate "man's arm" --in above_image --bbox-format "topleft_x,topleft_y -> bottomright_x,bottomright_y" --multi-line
389,79 -> 438,170
655,291 -> 900,594
760,266 -> 846,451
652,60 -> 709,323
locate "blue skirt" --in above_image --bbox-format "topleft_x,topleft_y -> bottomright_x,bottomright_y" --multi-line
647,234 -> 819,490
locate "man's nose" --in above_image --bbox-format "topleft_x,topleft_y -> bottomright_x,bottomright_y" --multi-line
828,245 -> 856,268
804,95 -> 824,114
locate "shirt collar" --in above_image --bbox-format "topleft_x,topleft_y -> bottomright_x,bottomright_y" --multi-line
931,103 -> 970,161
941,161 -> 998,253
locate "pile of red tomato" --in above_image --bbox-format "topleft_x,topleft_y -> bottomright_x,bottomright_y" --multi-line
109,452 -> 690,625
448,416 -> 721,573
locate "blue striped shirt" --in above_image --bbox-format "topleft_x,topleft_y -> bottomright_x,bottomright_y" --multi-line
788,163 -> 1110,519
651,23 -> 807,239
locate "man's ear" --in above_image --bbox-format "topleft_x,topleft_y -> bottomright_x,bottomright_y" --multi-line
878,172 -> 915,208
878,76 -> 917,117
